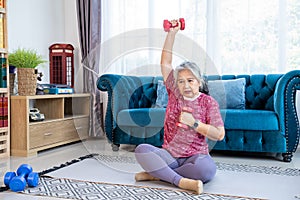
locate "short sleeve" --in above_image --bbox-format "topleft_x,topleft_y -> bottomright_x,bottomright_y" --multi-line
206,96 -> 224,127
165,70 -> 181,98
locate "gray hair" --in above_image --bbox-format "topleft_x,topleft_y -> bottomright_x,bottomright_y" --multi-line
174,61 -> 209,95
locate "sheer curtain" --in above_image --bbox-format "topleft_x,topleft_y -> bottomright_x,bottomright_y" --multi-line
76,0 -> 104,137
101,0 -> 208,75
102,0 -> 300,75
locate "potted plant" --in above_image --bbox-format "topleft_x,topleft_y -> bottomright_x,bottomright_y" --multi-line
8,48 -> 46,96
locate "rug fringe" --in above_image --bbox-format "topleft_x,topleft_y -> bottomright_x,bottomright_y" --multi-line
0,153 -> 99,193
38,153 -> 99,176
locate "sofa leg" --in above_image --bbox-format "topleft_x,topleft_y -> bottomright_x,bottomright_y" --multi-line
111,144 -> 120,151
282,153 -> 293,162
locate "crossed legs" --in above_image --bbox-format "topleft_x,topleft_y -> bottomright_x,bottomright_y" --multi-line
134,144 -> 216,194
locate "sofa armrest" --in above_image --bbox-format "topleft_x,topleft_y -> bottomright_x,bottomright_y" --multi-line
274,70 -> 300,154
97,74 -> 121,141
96,74 -> 158,142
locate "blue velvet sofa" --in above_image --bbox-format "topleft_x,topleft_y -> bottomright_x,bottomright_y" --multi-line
97,70 -> 300,162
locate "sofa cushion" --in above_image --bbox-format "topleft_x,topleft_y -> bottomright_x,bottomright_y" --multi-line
208,78 -> 246,109
118,107 -> 278,131
154,80 -> 168,108
117,108 -> 165,127
221,109 -> 279,131
153,78 -> 246,109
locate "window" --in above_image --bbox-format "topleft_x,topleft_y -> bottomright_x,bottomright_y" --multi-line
287,0 -> 300,72
102,0 -> 300,75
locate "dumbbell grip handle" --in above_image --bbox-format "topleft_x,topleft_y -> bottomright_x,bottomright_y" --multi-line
176,122 -> 189,130
169,22 -> 179,28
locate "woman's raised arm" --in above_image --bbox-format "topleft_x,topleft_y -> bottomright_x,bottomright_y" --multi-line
160,20 -> 180,81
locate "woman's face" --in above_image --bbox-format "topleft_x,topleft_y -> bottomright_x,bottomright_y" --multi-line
177,69 -> 201,98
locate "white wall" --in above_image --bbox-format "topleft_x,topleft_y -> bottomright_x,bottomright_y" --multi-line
7,0 -> 81,88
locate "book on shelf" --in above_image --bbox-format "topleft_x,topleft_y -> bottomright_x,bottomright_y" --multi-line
0,13 -> 3,49
0,0 -> 3,8
0,96 -> 7,127
0,53 -> 6,88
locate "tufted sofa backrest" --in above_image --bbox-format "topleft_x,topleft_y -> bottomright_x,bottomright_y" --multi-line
207,74 -> 283,111
98,73 -> 284,113
104,75 -> 162,111
129,76 -> 162,109
126,74 -> 284,111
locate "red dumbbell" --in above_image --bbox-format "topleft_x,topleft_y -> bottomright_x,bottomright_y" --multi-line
176,106 -> 193,129
163,18 -> 185,32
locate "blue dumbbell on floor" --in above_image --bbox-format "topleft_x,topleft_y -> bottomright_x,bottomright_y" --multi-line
4,164 -> 39,192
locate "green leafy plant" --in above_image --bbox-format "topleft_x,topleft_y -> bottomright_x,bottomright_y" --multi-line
8,48 -> 46,68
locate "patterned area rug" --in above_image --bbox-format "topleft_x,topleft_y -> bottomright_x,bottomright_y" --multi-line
16,154 -> 300,200
24,176 -> 263,200
96,154 -> 300,176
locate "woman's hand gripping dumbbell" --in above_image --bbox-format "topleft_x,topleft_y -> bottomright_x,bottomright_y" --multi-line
163,18 -> 185,32
177,107 -> 194,129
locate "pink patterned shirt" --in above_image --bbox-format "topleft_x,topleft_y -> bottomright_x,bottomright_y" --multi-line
162,71 -> 224,157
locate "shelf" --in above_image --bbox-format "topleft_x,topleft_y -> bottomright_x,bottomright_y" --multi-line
0,7 -> 5,14
11,93 -> 90,100
0,88 -> 8,93
0,48 -> 7,54
28,114 -> 89,125
10,93 -> 90,156
0,127 -> 8,132
0,0 -> 9,158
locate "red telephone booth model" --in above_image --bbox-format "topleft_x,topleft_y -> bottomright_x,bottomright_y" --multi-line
49,43 -> 74,88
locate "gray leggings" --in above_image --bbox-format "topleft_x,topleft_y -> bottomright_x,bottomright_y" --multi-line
135,144 -> 216,186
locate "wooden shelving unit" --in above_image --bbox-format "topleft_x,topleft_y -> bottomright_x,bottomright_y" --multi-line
10,94 -> 90,157
0,0 -> 10,158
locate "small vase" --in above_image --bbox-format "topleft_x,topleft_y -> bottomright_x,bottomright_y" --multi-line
17,68 -> 37,96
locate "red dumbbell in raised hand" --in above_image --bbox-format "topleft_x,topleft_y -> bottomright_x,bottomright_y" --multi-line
163,18 -> 185,32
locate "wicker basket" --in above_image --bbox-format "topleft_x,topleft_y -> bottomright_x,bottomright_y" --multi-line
17,68 -> 37,96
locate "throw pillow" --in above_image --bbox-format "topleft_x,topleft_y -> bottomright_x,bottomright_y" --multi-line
155,80 -> 168,108
208,78 -> 246,109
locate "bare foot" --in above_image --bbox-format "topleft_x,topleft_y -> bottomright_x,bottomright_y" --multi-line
135,171 -> 160,181
178,178 -> 203,195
